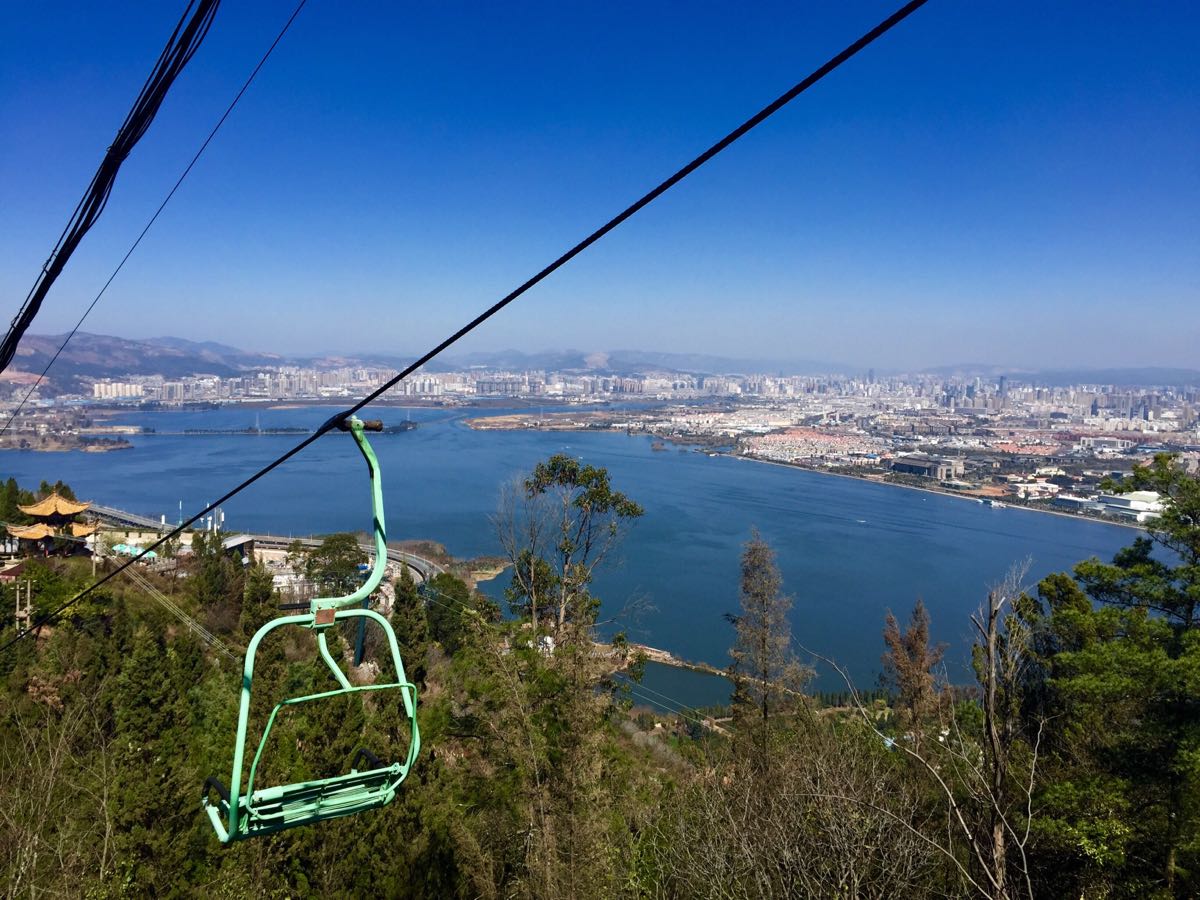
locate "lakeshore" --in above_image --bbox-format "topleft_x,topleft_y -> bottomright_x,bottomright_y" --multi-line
0,435 -> 132,452
733,453 -> 1146,532
465,410 -> 1147,532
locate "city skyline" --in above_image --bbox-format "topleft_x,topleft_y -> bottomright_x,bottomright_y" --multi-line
10,334 -> 1196,497
2,3 -> 1197,369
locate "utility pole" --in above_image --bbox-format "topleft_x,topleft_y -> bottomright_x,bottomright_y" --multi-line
14,578 -> 33,634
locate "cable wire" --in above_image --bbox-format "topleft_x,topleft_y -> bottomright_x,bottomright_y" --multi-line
120,562 -> 238,662
0,0 -> 221,375
0,0 -> 308,438
0,0 -> 929,655
620,680 -> 721,731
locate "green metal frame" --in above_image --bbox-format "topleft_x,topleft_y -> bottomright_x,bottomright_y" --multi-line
203,417 -> 420,843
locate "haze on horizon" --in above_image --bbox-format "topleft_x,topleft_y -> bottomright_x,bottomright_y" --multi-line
1,2 -> 1196,372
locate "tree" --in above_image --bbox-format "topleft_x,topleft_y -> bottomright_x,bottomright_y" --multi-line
1081,453 -> 1200,628
190,531 -> 244,633
390,563 -> 428,687
1015,458 -> 1200,897
425,572 -> 471,656
0,674 -> 118,896
881,598 -> 945,747
658,535 -> 950,898
822,567 -> 1044,900
0,479 -> 22,539
285,538 -> 308,574
1060,455 -> 1198,896
431,455 -> 648,896
727,531 -> 809,767
239,563 -> 277,640
33,480 -> 74,501
111,626 -> 197,891
969,561 -> 1038,900
654,720 -> 951,898
1015,573 -> 1149,898
496,454 -> 643,641
305,533 -> 367,594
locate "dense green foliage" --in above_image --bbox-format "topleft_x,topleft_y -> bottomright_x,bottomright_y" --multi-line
0,455 -> 1197,897
1014,455 -> 1200,897
304,533 -> 367,594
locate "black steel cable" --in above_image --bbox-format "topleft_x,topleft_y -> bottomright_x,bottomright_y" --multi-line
0,0 -> 222,375
0,0 -> 308,439
0,0 -> 929,654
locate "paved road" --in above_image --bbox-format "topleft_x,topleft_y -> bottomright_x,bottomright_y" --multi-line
245,534 -> 444,583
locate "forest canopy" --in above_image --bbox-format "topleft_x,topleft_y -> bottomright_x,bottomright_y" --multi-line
1,454 -> 1197,898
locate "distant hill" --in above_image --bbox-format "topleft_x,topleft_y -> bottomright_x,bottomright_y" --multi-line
916,363 -> 1014,379
606,350 -> 846,376
4,332 -> 1197,394
918,363 -> 1200,387
1025,367 -> 1200,388
146,336 -> 286,369
2,333 -> 285,393
399,348 -> 847,376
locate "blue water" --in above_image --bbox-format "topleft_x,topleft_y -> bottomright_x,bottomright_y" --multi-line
1,405 -> 1133,706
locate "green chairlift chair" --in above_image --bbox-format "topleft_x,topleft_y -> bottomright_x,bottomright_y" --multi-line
203,416 -> 420,843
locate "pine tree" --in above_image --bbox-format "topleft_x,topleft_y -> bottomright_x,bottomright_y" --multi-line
0,478 -> 20,535
111,626 -> 196,891
237,564 -> 290,778
305,533 -> 366,594
426,572 -> 472,656
881,598 -> 944,744
190,531 -> 244,633
727,530 -> 809,768
391,563 -> 428,687
239,562 -> 277,640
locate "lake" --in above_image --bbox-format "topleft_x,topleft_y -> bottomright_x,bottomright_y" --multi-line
1,404 -> 1133,707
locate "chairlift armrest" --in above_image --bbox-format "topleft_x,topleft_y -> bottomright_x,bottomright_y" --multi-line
204,775 -> 231,806
351,747 -> 383,771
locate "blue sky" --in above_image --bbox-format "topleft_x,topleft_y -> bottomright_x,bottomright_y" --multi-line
1,1 -> 1196,370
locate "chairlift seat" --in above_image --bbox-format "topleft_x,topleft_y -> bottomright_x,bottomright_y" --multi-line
201,417 -> 420,844
205,754 -> 405,839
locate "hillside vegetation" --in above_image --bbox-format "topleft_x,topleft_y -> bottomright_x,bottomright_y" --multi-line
1,454 -> 1197,898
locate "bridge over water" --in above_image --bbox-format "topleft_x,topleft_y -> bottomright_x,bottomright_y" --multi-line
90,503 -> 165,531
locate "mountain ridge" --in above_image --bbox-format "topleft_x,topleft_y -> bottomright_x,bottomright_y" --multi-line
3,332 -> 1197,392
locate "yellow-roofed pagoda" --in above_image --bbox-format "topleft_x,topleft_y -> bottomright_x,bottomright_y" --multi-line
9,492 -> 97,552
